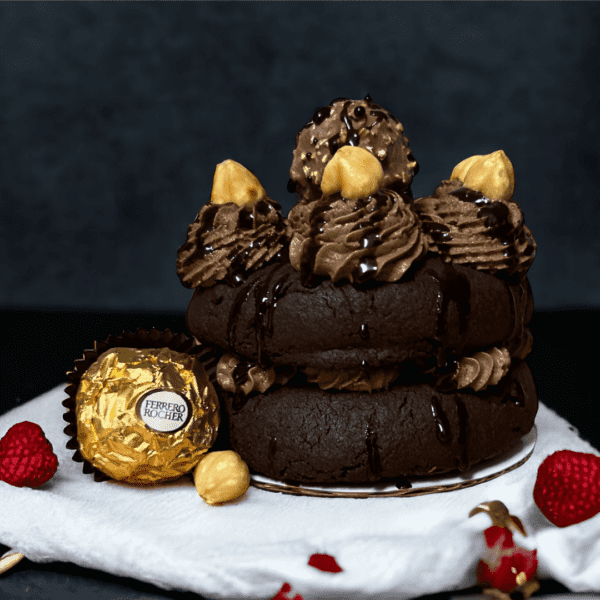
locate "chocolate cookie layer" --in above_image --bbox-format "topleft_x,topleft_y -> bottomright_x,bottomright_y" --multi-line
224,360 -> 537,484
186,256 -> 533,370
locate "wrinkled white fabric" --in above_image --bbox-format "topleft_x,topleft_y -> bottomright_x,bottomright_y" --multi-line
1,384 -> 598,599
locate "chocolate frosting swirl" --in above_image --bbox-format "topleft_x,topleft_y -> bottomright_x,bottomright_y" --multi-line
176,198 -> 289,288
453,346 -> 511,392
303,366 -> 399,392
216,353 -> 295,395
413,179 -> 536,277
289,96 -> 418,202
288,189 -> 427,285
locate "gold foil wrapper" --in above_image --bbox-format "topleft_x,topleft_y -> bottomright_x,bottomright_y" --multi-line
63,328 -> 220,484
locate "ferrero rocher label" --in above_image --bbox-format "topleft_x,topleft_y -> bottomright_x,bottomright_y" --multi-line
137,390 -> 191,433
75,347 -> 220,484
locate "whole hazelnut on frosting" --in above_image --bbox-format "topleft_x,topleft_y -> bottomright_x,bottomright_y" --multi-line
450,150 -> 515,202
210,159 -> 267,207
321,145 -> 384,199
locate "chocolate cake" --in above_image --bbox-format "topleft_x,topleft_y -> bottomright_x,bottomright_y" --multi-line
176,96 -> 538,485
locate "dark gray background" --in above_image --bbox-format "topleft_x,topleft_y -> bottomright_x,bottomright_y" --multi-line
1,1 -> 599,312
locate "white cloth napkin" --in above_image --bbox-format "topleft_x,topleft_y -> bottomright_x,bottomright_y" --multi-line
1,384 -> 599,599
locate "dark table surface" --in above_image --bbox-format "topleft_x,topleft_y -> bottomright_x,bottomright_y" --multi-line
1,308 -> 598,599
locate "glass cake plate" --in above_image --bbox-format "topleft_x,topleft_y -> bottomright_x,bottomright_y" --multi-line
251,425 -> 537,498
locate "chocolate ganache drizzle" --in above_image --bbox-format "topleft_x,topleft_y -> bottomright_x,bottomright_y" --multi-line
226,262 -> 296,368
427,393 -> 472,472
176,197 -> 289,289
422,260 -> 472,368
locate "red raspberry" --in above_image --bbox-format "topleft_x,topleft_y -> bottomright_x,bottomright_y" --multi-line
0,421 -> 59,488
271,583 -> 304,600
483,525 -> 515,550
478,525 -> 538,593
477,548 -> 538,593
308,553 -> 343,573
533,450 -> 600,528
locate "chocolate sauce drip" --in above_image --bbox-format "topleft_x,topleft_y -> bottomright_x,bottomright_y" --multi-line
431,396 -> 452,444
426,262 -> 472,361
312,106 -> 331,126
326,100 -> 365,153
356,257 -> 378,283
183,204 -> 220,263
369,109 -> 388,122
232,360 -> 250,388
364,94 -> 399,123
365,424 -> 382,482
506,376 -> 527,406
359,323 -> 370,340
268,437 -> 277,465
353,105 -> 366,120
253,263 -> 293,367
455,396 -> 470,472
227,275 -> 264,355
340,101 -> 361,146
300,200 -> 332,287
225,225 -> 288,287
477,202 -> 513,239
237,207 -> 255,230
359,230 -> 380,249
328,135 -> 340,154
395,476 -> 412,490
450,187 -> 486,203
343,191 -> 391,283
418,216 -> 453,252
226,246 -> 252,286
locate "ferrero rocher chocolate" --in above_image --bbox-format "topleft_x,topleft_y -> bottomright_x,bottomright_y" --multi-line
75,347 -> 220,484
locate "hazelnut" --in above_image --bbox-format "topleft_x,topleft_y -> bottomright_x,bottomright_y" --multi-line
193,450 -> 250,505
210,159 -> 266,207
450,150 -> 515,202
321,146 -> 384,200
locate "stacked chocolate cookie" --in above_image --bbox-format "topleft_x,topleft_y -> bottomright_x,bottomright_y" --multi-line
176,97 -> 538,484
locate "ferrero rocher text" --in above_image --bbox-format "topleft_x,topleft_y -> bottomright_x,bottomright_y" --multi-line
75,347 -> 220,484
143,399 -> 186,421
